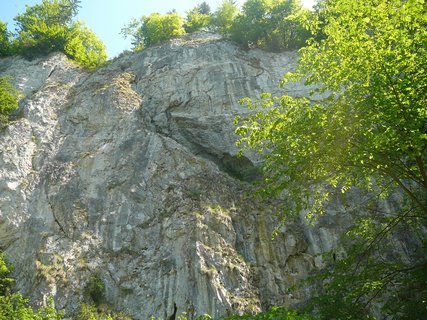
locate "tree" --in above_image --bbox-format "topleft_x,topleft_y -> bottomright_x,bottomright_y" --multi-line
197,2 -> 211,15
12,0 -> 106,69
141,12 -> 185,47
0,21 -> 15,57
229,0 -> 271,49
236,0 -> 427,317
15,0 -> 81,27
267,0 -> 311,50
64,22 -> 107,71
229,0 -> 310,51
184,3 -> 212,33
0,76 -> 20,127
211,0 -> 239,34
122,12 -> 185,50
13,0 -> 80,57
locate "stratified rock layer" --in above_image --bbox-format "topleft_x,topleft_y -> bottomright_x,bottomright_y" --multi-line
0,34 -> 343,319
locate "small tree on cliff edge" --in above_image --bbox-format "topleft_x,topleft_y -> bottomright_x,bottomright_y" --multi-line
121,12 -> 185,50
4,0 -> 107,70
211,0 -> 240,34
229,0 -> 311,51
184,2 -> 212,33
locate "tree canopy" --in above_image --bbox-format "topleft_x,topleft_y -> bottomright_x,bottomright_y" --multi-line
236,0 -> 427,317
184,2 -> 212,33
211,0 -> 240,34
0,0 -> 107,70
63,22 -> 107,70
123,0 -> 310,51
0,252 -> 62,320
0,22 -> 14,57
230,0 -> 311,51
121,12 -> 185,50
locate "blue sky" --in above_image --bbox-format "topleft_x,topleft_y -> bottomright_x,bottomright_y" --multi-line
0,0 -> 315,58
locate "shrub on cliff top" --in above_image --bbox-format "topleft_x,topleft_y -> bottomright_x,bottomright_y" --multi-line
1,0 -> 107,70
121,12 -> 185,50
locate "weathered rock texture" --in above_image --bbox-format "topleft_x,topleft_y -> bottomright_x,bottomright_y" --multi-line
0,34 -> 344,319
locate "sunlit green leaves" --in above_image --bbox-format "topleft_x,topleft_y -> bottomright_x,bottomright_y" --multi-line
211,0 -> 239,34
236,0 -> 427,221
0,253 -> 63,320
0,76 -> 20,127
184,3 -> 212,33
229,0 -> 311,51
0,21 -> 15,57
13,0 -> 78,56
0,252 -> 13,296
8,0 -> 107,70
64,22 -> 107,70
122,12 -> 185,49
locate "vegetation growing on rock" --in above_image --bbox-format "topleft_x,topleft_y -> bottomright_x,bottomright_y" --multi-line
122,0 -> 311,51
121,12 -> 186,50
0,76 -> 20,127
184,2 -> 213,33
0,0 -> 107,70
229,0 -> 311,51
1,251 -> 132,320
211,0 -> 240,34
0,252 -> 63,320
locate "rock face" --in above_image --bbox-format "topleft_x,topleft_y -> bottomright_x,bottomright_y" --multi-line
0,34 -> 344,319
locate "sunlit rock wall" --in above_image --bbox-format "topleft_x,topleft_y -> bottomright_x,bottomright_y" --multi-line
0,33 -> 343,319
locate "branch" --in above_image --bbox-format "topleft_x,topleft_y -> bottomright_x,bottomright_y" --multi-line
360,261 -> 427,309
347,147 -> 427,215
416,156 -> 427,190
353,210 -> 407,275
397,157 -> 426,187
385,170 -> 427,215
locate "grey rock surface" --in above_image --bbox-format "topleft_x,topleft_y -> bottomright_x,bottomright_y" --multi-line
0,34 -> 343,319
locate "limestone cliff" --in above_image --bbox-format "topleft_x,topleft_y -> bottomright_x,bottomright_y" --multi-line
0,33 -> 344,319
